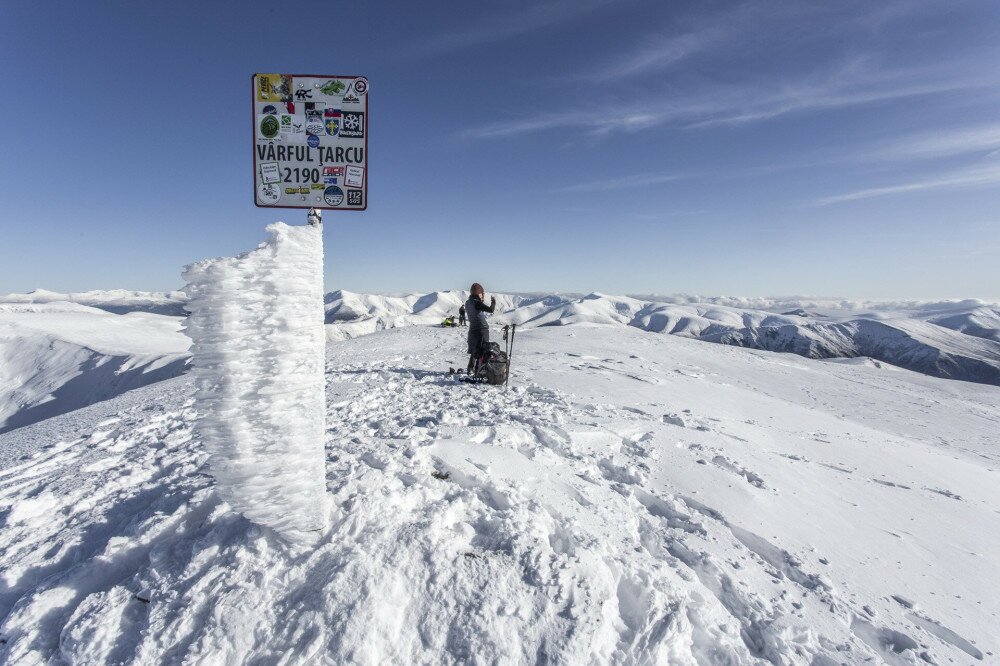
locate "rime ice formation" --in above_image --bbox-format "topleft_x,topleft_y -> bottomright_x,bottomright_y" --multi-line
181,223 -> 327,543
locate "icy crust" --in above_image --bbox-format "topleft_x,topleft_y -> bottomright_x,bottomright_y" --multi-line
182,222 -> 327,543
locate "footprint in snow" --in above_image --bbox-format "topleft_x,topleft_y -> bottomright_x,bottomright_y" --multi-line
661,413 -> 687,427
872,479 -> 912,490
924,487 -> 963,501
711,455 -> 768,490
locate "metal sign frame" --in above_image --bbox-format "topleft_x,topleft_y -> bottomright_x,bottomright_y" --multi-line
251,73 -> 368,211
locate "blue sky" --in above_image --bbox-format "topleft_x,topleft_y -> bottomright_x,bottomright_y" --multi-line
2,0 -> 998,299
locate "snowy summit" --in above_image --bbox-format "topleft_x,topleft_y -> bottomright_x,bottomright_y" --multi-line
1,279 -> 997,663
2,0 -> 1000,662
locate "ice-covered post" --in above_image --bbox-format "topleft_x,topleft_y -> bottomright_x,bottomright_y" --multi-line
182,222 -> 327,544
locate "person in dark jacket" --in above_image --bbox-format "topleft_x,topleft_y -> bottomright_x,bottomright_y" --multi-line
458,304 -> 466,326
465,282 -> 495,373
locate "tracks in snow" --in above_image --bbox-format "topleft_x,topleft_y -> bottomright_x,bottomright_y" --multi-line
321,359 -> 893,664
0,337 -> 989,664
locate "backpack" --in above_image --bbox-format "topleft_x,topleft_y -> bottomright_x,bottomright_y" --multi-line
482,342 -> 509,385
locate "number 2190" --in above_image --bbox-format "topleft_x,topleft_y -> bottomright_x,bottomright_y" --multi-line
283,167 -> 320,183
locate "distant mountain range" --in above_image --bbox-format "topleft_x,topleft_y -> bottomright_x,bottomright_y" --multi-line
1,289 -> 997,434
321,290 -> 1000,386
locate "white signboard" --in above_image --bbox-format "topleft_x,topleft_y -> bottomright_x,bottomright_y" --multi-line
252,73 -> 368,210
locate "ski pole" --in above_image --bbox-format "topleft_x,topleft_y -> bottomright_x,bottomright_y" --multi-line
506,323 -> 516,387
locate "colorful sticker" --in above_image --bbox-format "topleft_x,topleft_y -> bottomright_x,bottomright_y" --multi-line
258,114 -> 280,140
260,161 -> 281,184
352,77 -> 369,95
307,135 -> 320,148
305,106 -> 324,136
256,74 -> 292,102
324,108 -> 341,136
319,79 -> 346,96
323,185 -> 345,206
280,114 -> 303,135
347,189 -> 363,206
258,182 -> 282,204
344,165 -> 365,188
340,111 -> 365,138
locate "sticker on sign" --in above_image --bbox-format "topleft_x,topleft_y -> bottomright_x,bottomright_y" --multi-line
252,73 -> 367,210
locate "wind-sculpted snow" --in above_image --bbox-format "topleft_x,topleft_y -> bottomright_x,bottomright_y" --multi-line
182,222 -> 327,544
1,326 -> 997,663
0,303 -> 189,433
326,291 -> 1000,385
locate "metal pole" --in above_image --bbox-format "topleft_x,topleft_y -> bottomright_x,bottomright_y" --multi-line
506,323 -> 516,387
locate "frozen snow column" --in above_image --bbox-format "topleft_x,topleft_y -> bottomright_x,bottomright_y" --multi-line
182,222 -> 327,544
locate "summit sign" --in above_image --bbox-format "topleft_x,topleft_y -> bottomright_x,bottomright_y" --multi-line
252,73 -> 368,210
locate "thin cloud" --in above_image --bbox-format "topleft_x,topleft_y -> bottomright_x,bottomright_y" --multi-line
461,71 -> 980,139
411,0 -> 615,56
582,2 -> 826,84
551,172 -> 683,193
461,109 -> 670,139
685,78 -> 977,128
815,163 -> 1000,205
874,122 -> 1000,161
586,29 -> 722,82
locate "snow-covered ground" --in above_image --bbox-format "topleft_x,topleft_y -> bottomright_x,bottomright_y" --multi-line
0,289 -> 187,317
323,291 -> 1000,386
0,302 -> 189,433
1,324 -> 996,663
3,288 -> 995,435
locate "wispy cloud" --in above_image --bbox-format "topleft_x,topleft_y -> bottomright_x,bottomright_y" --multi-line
463,109 -> 670,139
411,0 -> 615,56
462,69 -> 982,139
458,0 -> 1000,142
551,172 -> 683,193
585,29 -> 722,82
815,162 -> 1000,205
684,77 -> 976,128
873,123 -> 1000,161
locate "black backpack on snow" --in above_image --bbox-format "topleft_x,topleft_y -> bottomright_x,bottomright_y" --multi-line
482,342 -> 509,385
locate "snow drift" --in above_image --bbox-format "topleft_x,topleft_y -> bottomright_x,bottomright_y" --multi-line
0,302 -> 189,433
182,222 -> 327,543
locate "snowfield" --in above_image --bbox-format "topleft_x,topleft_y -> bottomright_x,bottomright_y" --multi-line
1,324 -> 997,664
2,288 -> 997,436
322,291 -> 1000,386
0,289 -> 188,317
0,302 -> 189,434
